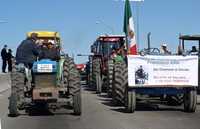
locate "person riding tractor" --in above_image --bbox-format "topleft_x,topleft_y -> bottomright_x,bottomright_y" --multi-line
9,31 -> 81,116
16,33 -> 39,70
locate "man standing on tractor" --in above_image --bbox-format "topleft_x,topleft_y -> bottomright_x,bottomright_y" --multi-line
16,33 -> 39,69
160,43 -> 171,55
16,33 -> 40,86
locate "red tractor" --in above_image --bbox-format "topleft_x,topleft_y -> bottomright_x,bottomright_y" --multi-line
89,35 -> 125,94
76,64 -> 86,74
76,63 -> 87,85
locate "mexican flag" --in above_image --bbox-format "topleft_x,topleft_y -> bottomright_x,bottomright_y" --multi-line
123,0 -> 137,55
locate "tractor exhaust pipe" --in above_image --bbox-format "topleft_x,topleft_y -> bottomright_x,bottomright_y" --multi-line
147,32 -> 151,54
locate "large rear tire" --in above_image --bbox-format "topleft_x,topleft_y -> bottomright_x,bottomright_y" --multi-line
88,57 -> 93,87
184,88 -> 197,113
63,57 -> 82,115
92,58 -> 102,94
96,74 -> 102,94
73,91 -> 81,115
107,59 -> 114,97
112,61 -> 127,105
9,67 -> 25,117
9,93 -> 19,117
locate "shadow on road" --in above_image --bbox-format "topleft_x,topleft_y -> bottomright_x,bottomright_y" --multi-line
8,105 -> 74,117
28,107 -> 54,116
28,103 -> 75,116
110,102 -> 183,113
97,94 -> 109,98
82,85 -> 98,95
26,107 -> 74,116
98,94 -> 184,113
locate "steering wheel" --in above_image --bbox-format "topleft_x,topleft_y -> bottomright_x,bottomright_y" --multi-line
150,48 -> 160,54
140,48 -> 160,55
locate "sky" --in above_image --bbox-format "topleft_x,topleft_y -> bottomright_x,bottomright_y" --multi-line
0,0 -> 200,64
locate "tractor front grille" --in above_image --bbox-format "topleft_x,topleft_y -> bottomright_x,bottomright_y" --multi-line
34,73 -> 56,88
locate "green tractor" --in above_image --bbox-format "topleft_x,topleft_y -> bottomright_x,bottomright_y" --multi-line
9,31 -> 81,116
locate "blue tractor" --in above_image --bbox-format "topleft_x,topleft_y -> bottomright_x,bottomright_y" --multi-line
9,31 -> 81,116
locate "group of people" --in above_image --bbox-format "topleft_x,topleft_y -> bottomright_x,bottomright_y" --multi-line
38,39 -> 60,61
15,33 -> 60,70
1,33 -> 60,73
1,45 -> 13,73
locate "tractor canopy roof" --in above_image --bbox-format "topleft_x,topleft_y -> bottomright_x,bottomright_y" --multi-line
97,35 -> 125,42
27,31 -> 61,48
179,35 -> 200,41
27,31 -> 60,39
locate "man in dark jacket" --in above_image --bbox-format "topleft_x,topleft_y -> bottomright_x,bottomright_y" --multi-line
7,49 -> 14,72
1,45 -> 8,73
16,32 -> 39,90
16,33 -> 39,69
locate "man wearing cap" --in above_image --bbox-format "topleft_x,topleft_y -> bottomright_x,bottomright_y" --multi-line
160,43 -> 171,55
1,45 -> 8,73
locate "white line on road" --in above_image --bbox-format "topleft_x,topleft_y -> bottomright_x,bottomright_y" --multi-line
0,118 -> 1,129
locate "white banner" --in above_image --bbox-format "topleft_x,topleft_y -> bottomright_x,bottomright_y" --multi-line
128,55 -> 198,87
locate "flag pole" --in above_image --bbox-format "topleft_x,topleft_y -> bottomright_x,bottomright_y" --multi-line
136,2 -> 140,51
125,34 -> 129,54
124,0 -> 130,54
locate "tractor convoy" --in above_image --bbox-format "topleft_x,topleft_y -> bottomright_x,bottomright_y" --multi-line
87,34 -> 199,113
8,32 -> 199,116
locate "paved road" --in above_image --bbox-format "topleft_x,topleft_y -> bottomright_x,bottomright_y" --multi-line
0,73 -> 10,93
0,85 -> 200,129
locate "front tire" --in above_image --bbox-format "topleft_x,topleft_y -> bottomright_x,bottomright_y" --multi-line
63,57 -> 82,115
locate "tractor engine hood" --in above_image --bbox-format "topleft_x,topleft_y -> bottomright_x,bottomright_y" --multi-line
32,59 -> 57,73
